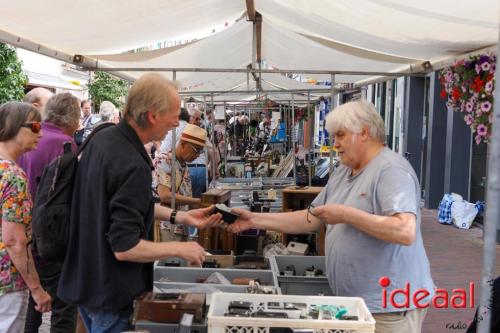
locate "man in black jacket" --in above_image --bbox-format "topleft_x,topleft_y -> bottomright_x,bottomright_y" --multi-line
58,74 -> 220,333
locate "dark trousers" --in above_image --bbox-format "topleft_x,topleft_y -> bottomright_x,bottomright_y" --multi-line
188,165 -> 207,198
24,262 -> 77,333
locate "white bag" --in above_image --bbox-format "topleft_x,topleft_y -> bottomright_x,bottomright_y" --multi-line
451,200 -> 478,229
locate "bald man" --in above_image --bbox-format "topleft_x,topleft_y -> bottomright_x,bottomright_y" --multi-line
23,87 -> 53,117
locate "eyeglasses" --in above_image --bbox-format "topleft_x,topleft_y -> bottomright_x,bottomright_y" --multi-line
189,144 -> 203,154
21,122 -> 42,134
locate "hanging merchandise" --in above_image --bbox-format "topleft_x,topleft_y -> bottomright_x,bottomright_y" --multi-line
295,158 -> 308,188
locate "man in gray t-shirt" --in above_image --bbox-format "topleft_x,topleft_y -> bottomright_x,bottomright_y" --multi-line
229,100 -> 434,333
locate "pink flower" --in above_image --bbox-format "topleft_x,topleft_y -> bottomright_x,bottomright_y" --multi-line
485,81 -> 493,92
477,124 -> 488,136
476,109 -> 483,117
466,102 -> 474,112
445,71 -> 453,82
464,114 -> 474,125
481,62 -> 491,71
481,101 -> 492,112
475,64 -> 481,74
490,63 -> 496,74
475,135 -> 482,145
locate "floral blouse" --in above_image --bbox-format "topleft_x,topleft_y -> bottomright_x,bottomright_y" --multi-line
153,150 -> 192,211
0,159 -> 31,295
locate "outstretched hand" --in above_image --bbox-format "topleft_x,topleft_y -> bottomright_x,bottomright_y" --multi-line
178,205 -> 222,229
176,241 -> 206,265
226,208 -> 255,233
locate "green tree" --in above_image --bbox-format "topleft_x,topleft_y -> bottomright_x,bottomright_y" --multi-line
0,43 -> 28,104
87,71 -> 129,110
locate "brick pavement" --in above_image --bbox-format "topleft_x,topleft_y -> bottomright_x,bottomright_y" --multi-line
420,208 -> 500,333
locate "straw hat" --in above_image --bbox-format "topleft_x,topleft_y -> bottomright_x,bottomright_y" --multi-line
180,124 -> 209,147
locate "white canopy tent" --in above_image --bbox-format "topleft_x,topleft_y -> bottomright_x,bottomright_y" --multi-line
2,0 -> 496,92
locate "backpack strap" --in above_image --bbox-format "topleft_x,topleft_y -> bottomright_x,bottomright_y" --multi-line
77,122 -> 115,154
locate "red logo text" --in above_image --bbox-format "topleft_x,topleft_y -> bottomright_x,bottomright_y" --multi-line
379,276 -> 475,309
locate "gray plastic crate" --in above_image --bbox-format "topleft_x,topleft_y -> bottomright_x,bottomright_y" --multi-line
135,318 -> 207,333
153,282 -> 281,305
270,255 -> 333,296
154,266 -> 278,287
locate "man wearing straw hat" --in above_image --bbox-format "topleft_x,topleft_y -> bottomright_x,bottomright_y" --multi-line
154,123 -> 208,240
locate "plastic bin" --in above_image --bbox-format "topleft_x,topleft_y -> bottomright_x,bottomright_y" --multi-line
270,255 -> 333,296
153,282 -> 281,305
207,292 -> 375,333
135,318 -> 207,333
153,266 -> 279,305
154,266 -> 277,286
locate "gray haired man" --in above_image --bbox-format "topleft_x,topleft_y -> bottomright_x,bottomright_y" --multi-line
229,100 -> 434,333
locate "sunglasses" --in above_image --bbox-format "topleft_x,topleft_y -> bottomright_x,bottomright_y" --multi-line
21,122 -> 42,134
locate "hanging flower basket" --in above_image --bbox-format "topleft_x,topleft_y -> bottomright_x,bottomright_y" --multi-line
439,54 -> 496,144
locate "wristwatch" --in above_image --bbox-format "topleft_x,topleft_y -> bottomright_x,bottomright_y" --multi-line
170,210 -> 177,225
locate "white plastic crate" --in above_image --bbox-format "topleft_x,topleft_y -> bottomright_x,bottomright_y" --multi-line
207,293 -> 375,333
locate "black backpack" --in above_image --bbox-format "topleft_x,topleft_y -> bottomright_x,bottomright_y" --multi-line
31,122 -> 114,262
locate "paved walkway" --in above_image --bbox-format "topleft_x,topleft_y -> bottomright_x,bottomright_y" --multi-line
420,208 -> 500,332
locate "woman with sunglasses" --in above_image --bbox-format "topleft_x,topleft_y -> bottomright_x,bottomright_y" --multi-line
0,101 -> 51,332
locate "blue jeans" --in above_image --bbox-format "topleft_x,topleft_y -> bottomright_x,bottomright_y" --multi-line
188,166 -> 206,237
79,307 -> 131,333
188,166 -> 207,199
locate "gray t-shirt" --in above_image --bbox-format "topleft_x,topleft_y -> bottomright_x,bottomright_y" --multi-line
312,147 -> 434,313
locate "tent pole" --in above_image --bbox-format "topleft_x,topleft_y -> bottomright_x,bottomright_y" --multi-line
477,37 -> 500,333
86,65 -> 427,77
329,74 -> 336,176
170,70 -> 177,210
201,96 -> 209,191
292,94 -> 296,186
179,88 -> 333,96
308,91 -> 312,187
210,93 -> 216,184
223,101 -> 228,176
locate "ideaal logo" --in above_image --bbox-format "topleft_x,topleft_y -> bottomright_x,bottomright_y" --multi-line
379,276 -> 475,309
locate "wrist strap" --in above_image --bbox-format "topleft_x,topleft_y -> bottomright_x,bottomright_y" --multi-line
170,210 -> 177,225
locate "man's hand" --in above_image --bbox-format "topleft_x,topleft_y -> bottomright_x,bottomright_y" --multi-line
32,288 -> 52,313
177,206 -> 221,229
174,242 -> 206,265
227,208 -> 255,233
310,204 -> 345,225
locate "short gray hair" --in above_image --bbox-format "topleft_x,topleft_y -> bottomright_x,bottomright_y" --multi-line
325,100 -> 386,143
44,93 -> 81,129
99,101 -> 118,121
123,73 -> 178,128
23,87 -> 53,105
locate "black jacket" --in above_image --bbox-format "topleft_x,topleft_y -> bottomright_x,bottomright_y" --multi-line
58,120 -> 154,311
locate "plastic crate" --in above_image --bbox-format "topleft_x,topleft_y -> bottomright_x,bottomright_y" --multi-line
207,293 -> 375,333
135,318 -> 207,333
155,254 -> 235,268
270,256 -> 333,296
153,282 -> 281,305
154,266 -> 277,286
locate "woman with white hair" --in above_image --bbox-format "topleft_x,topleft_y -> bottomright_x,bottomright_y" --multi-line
98,101 -> 120,124
228,100 -> 434,333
